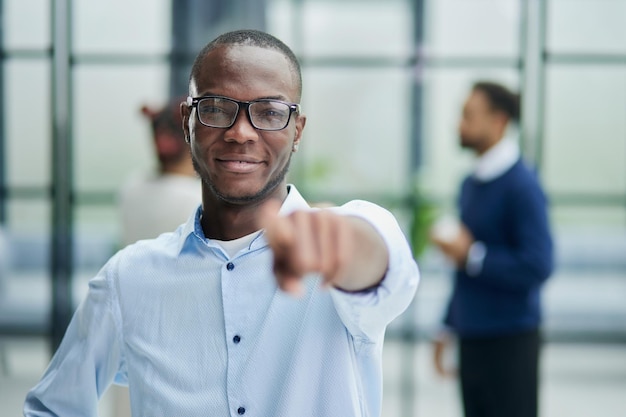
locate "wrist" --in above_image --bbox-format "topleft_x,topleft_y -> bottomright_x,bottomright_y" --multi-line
333,274 -> 385,294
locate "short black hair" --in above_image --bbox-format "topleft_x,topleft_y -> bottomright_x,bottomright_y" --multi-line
189,29 -> 302,100
472,81 -> 520,123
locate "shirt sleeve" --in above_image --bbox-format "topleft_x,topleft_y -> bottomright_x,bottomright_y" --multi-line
23,254 -> 125,417
328,200 -> 420,345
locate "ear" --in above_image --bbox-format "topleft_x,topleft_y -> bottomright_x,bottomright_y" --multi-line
292,113 -> 306,151
180,99 -> 191,143
492,111 -> 510,137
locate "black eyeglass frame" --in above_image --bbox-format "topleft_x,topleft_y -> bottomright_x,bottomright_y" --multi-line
186,95 -> 302,131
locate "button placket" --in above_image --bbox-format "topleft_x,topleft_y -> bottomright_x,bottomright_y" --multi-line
223,258 -> 248,417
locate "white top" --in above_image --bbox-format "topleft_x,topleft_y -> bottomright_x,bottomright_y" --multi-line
118,173 -> 201,245
214,231 -> 263,258
473,136 -> 520,182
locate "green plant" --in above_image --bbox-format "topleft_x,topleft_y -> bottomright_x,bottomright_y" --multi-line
408,188 -> 438,260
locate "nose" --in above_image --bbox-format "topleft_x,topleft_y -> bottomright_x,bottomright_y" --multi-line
224,106 -> 258,144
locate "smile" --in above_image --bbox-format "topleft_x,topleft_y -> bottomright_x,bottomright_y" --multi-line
217,158 -> 263,173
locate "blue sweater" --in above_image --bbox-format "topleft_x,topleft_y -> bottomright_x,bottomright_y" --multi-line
444,158 -> 554,338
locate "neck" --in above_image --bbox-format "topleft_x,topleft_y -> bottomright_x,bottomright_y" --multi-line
200,183 -> 288,241
475,134 -> 503,156
201,206 -> 259,241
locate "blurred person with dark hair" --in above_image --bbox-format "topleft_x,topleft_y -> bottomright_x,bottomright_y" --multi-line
24,29 -> 419,417
118,96 -> 201,245
430,81 -> 554,417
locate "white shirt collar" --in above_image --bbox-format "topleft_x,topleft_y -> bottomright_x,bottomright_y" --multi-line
473,136 -> 520,182
178,184 -> 311,254
209,185 -> 312,258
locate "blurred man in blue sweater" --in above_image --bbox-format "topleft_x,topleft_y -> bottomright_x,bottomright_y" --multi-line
431,81 -> 554,417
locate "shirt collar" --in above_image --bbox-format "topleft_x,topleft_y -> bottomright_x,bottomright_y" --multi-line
473,135 -> 520,182
176,184 -> 311,254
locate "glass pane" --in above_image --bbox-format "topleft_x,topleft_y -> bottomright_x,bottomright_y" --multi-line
2,200 -> 105,319
423,0 -> 520,57
295,0 -> 413,58
73,64 -> 169,192
292,67 -> 412,200
4,199 -> 50,271
2,200 -> 51,331
4,59 -> 51,187
419,68 -> 520,203
73,0 -> 171,54
543,66 -> 626,195
74,205 -> 120,303
267,0 -> 300,49
551,205 -> 626,230
2,0 -> 51,49
548,0 -> 626,54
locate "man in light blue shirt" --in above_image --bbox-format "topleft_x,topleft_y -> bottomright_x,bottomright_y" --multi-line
24,29 -> 419,417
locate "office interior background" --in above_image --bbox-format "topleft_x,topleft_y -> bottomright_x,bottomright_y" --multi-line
0,0 -> 624,416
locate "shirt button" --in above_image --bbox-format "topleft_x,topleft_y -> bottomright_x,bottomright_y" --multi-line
226,262 -> 235,271
233,335 -> 241,344
237,406 -> 246,415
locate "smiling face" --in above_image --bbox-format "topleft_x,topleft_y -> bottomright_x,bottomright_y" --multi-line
182,44 -> 306,206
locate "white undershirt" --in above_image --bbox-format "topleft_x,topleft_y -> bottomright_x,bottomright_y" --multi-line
473,136 -> 520,182
214,231 -> 262,258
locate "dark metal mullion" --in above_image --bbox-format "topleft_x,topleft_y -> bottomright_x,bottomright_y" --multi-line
400,0 -> 426,415
299,56 -> 521,69
3,185 -> 50,199
535,0 -> 548,174
545,53 -> 626,65
2,50 -> 188,64
519,0 -> 546,170
50,0 -> 74,353
550,193 -> 626,206
0,1 -> 5,224
518,0 -> 527,71
518,0 -> 529,155
170,0 -> 192,97
71,52 -> 176,66
420,56 -> 522,68
0,48 -> 52,60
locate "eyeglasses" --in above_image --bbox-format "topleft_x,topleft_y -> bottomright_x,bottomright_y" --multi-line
186,96 -> 301,131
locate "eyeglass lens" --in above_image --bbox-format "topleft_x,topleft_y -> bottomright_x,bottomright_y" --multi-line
197,97 -> 292,130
